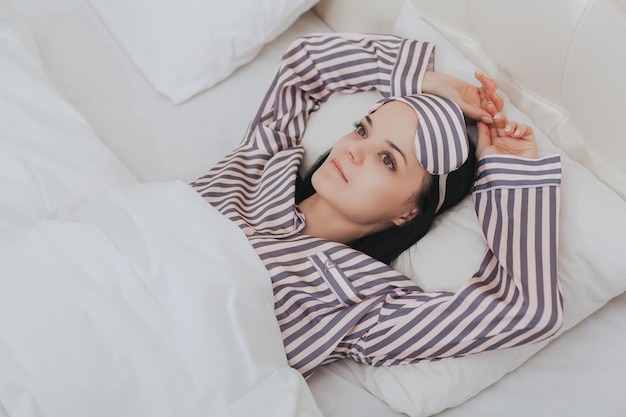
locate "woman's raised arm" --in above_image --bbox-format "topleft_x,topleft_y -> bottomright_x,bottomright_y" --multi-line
350,115 -> 563,366
422,70 -> 503,124
243,33 -> 436,154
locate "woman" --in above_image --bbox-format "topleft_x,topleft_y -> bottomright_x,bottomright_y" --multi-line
191,33 -> 563,378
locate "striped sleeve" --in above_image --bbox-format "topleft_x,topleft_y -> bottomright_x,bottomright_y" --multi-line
243,33 -> 435,154
355,155 -> 563,366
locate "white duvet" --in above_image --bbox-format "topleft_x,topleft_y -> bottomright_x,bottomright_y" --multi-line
0,181 -> 320,417
0,23 -> 321,417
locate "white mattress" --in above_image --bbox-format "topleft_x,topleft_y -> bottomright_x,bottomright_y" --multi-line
3,1 -> 626,416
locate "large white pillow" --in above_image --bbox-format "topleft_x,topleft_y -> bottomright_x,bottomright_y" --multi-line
87,0 -> 318,104
302,1 -> 626,416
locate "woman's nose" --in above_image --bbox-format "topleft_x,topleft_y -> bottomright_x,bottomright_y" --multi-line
347,140 -> 365,164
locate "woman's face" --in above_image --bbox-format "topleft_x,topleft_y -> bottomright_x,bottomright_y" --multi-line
311,101 -> 429,231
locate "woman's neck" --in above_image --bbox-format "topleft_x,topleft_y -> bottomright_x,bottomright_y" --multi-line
298,194 -> 374,243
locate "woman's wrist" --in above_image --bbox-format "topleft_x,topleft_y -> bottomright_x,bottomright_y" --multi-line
421,71 -> 436,95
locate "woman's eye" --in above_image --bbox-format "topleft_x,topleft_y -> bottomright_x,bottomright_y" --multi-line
381,153 -> 396,170
353,121 -> 367,138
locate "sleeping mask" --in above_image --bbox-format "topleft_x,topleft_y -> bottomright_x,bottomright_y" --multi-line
368,94 -> 468,212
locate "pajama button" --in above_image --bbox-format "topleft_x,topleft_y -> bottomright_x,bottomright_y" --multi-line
243,227 -> 254,236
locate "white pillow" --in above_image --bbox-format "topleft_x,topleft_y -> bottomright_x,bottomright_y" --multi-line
302,1 -> 626,416
87,0 -> 318,104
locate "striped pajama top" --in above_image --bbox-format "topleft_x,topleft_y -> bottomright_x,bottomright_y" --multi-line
190,33 -> 564,379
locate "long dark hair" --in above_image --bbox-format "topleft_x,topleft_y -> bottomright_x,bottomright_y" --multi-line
295,138 -> 477,265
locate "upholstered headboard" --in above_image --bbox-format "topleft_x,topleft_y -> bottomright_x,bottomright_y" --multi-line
315,0 -> 626,200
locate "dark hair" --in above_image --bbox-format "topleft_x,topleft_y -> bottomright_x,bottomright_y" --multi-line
295,137 -> 477,265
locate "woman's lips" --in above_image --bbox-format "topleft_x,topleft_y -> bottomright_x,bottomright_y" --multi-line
331,159 -> 347,182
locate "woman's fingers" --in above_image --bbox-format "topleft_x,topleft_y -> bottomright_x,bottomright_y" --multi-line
477,109 -> 537,159
482,99 -> 498,116
492,114 -> 531,138
476,121 -> 492,158
484,90 -> 503,111
475,71 -> 496,90
492,112 -> 508,130
457,100 -> 494,124
510,123 -> 532,138
475,71 -> 504,113
488,89 -> 504,112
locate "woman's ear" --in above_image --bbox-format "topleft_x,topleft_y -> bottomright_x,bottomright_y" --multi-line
392,207 -> 418,226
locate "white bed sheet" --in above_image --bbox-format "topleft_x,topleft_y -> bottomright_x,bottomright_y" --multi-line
3,1 -> 626,417
435,292 -> 626,417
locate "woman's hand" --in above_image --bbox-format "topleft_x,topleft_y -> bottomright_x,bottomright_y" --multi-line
422,71 -> 503,123
476,112 -> 538,160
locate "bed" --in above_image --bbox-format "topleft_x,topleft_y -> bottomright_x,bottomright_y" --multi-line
1,0 -> 625,416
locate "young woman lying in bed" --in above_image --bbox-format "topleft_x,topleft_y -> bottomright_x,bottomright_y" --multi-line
190,33 -> 563,378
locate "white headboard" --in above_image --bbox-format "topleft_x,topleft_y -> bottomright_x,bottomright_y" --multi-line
314,0 -> 626,200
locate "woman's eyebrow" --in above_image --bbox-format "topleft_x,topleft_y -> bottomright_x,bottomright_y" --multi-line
385,139 -> 407,164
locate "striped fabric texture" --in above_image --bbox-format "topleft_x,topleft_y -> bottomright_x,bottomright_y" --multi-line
190,34 -> 563,379
370,94 -> 468,175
